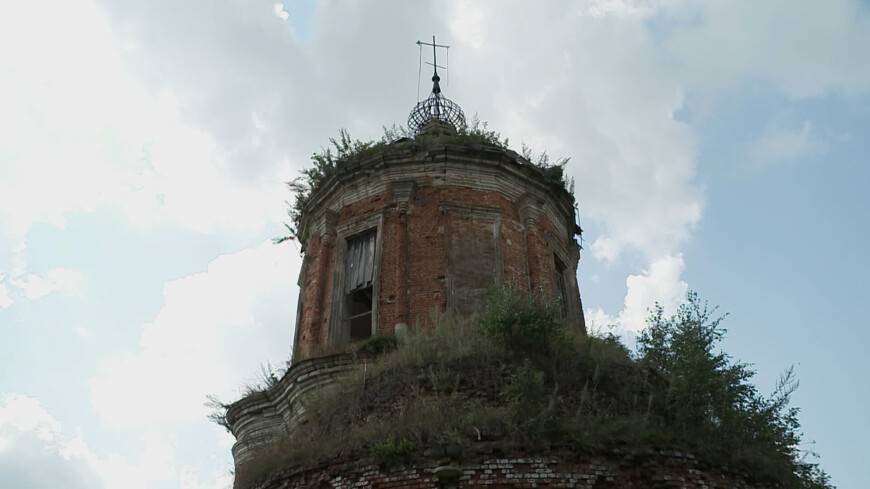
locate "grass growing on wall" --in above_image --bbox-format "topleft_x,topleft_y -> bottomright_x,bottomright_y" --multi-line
276,118 -> 574,245
231,287 -> 832,489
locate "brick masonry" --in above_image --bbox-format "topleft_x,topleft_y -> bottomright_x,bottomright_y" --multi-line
292,140 -> 586,362
248,448 -> 780,489
229,139 -> 592,484
226,354 -> 372,467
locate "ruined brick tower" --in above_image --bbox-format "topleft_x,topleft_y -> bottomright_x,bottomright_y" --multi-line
290,69 -> 585,362
226,48 -> 585,478
224,47 -> 799,489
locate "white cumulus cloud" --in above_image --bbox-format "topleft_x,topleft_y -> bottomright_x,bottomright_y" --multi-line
0,393 -> 105,489
0,393 -> 231,489
0,0 -> 296,319
749,120 -> 827,166
659,0 -> 870,98
90,241 -> 300,427
586,254 -> 688,335
445,1 -> 703,263
9,268 -> 83,301
273,3 -> 289,20
0,274 -> 12,309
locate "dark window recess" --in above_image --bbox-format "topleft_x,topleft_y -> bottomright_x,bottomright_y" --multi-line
344,231 -> 376,341
554,256 -> 568,318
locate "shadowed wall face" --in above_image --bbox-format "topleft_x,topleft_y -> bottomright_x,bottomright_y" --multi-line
446,206 -> 502,317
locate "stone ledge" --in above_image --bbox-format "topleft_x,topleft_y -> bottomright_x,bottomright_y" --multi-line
226,353 -> 372,466
298,142 -> 576,250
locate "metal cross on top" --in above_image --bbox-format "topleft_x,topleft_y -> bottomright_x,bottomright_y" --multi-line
409,35 -> 465,134
416,35 -> 450,76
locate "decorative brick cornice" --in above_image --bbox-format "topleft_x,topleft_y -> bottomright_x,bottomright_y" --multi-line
316,210 -> 338,245
226,353 -> 371,467
517,193 -> 543,227
299,143 -> 577,244
390,180 -> 416,215
438,202 -> 502,222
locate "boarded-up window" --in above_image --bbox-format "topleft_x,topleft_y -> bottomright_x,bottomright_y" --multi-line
445,205 -> 502,317
344,231 -> 376,341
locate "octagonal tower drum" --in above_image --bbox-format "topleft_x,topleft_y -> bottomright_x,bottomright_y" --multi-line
291,132 -> 586,362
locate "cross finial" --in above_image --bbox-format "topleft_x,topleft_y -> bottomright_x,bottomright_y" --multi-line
416,36 -> 450,87
409,35 -> 465,135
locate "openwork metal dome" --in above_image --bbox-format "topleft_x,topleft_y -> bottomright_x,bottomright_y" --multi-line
408,73 -> 466,135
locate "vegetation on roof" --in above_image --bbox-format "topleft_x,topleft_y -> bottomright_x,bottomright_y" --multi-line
227,288 -> 832,489
275,118 -> 575,245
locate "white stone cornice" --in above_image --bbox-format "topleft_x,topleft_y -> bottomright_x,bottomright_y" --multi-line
299,143 -> 577,241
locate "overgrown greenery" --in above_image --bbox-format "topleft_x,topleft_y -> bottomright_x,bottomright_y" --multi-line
227,288 -> 831,489
476,285 -> 566,357
637,293 -> 831,487
276,117 -> 574,244
206,361 -> 285,431
370,434 -> 414,466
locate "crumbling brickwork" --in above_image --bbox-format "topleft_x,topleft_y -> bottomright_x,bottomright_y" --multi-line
248,449 -> 778,489
292,140 -> 585,361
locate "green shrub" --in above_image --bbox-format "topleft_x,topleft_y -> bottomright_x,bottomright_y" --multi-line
371,435 -> 413,466
637,291 -> 832,488
476,285 -> 566,357
225,290 -> 831,489
503,360 -> 553,441
358,335 -> 399,355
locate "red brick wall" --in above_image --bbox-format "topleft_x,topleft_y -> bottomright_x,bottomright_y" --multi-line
405,187 -> 447,328
295,183 -> 583,360
249,449 -> 777,489
295,232 -> 324,359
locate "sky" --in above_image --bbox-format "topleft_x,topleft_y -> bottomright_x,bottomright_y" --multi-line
0,0 -> 867,488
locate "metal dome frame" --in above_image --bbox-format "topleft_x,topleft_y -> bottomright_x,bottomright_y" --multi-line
408,89 -> 466,135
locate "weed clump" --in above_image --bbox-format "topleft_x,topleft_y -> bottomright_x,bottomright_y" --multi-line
276,118 -> 574,244
371,435 -> 413,466
358,335 -> 399,356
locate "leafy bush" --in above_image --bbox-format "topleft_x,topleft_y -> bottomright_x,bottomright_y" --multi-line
520,142 -> 575,195
358,335 -> 399,356
225,290 -> 831,489
637,292 -> 832,488
277,129 -> 385,244
476,285 -> 566,357
503,360 -> 554,442
371,435 -> 413,466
